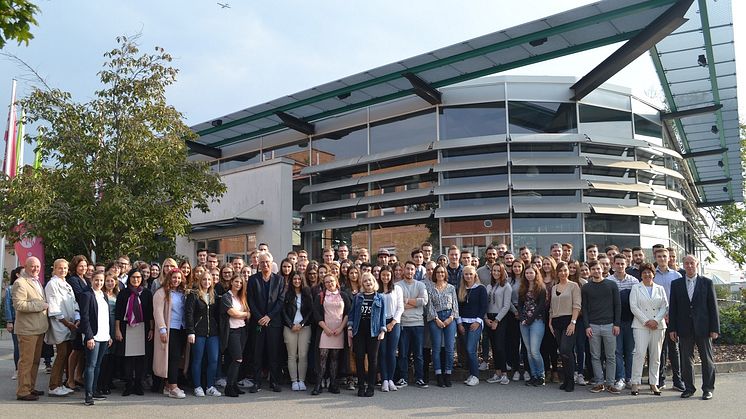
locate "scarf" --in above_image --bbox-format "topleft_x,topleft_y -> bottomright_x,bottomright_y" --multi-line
125,285 -> 144,326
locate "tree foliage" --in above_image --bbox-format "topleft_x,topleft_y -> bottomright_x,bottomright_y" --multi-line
710,123 -> 746,266
0,36 -> 225,261
0,0 -> 39,48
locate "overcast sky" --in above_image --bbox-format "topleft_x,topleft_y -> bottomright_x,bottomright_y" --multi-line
1,0 -> 744,160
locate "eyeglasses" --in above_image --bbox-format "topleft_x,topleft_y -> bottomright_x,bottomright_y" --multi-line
223,271 -> 234,275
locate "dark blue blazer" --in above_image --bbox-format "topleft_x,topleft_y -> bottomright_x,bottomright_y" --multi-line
668,275 -> 720,339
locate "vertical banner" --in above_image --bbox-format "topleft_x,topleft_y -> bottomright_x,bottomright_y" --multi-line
14,224 -> 46,285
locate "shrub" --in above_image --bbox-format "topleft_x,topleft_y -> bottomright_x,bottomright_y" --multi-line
718,304 -> 746,344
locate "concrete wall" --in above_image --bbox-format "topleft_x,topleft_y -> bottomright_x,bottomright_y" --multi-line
177,158 -> 294,261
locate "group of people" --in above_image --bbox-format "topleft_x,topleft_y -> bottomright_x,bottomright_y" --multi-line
3,240 -> 720,406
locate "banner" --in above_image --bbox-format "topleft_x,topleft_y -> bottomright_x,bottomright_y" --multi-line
14,224 -> 46,285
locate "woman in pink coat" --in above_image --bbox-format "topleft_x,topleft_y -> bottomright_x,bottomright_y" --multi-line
153,268 -> 189,398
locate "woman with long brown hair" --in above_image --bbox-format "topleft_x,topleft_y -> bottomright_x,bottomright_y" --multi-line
153,268 -> 188,398
220,274 -> 250,397
484,262 -> 512,385
548,261 -> 581,392
425,264 -> 458,387
540,256 -> 560,383
178,260 -> 194,290
311,275 -> 350,395
518,264 -> 546,386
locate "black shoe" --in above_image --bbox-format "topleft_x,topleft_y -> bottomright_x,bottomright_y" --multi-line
100,388 -> 111,395
564,382 -> 575,392
248,384 -> 257,394
92,392 -> 107,401
122,386 -> 132,397
681,390 -> 695,398
84,394 -> 94,406
133,385 -> 144,396
525,378 -> 535,386
702,391 -> 713,400
364,386 -> 374,397
357,386 -> 365,397
673,383 -> 686,392
224,385 -> 238,398
311,384 -> 322,396
329,384 -> 340,394
236,386 -> 246,394
559,382 -> 567,390
444,374 -> 452,387
271,384 -> 282,393
533,377 -> 545,387
436,374 -> 444,388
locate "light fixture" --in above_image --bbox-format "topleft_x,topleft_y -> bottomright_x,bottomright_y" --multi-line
697,54 -> 708,67
211,119 -> 223,127
717,160 -> 724,167
529,37 -> 548,47
711,125 -> 719,134
337,92 -> 351,100
723,187 -> 728,193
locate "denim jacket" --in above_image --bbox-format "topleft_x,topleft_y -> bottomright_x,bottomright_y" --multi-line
350,292 -> 386,338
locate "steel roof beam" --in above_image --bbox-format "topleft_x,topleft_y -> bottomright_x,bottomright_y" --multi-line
694,177 -> 732,186
697,199 -> 735,208
276,111 -> 315,135
402,72 -> 442,105
681,147 -> 728,159
185,140 -> 222,159
660,104 -> 723,120
570,0 -> 692,101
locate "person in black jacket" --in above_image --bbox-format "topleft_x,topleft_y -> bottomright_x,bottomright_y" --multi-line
113,268 -> 154,396
219,275 -> 250,397
282,272 -> 313,391
79,273 -> 112,405
66,255 -> 92,390
669,255 -> 720,400
186,271 -> 221,397
247,252 -> 286,392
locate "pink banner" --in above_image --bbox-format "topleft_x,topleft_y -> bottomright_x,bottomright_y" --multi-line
14,224 -> 45,285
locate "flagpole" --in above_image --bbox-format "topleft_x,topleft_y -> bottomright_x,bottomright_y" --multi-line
1,79 -> 18,279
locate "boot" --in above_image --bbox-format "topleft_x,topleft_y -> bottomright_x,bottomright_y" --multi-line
364,386 -> 374,397
122,383 -> 133,397
224,385 -> 238,398
444,374 -> 452,387
436,374 -> 444,388
329,382 -> 340,394
357,385 -> 366,397
311,383 -> 322,396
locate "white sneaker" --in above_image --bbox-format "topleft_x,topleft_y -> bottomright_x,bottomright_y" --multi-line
486,374 -> 501,384
194,387 -> 205,397
163,387 -> 170,396
512,371 -> 521,381
478,361 -> 489,371
465,375 -> 480,386
168,388 -> 186,399
238,378 -> 254,388
216,378 -> 227,387
49,386 -> 70,397
61,385 -> 75,394
381,380 -> 389,392
614,379 -> 625,391
388,380 -> 398,391
291,381 -> 300,391
499,374 -> 510,385
11,370 -> 17,380
206,386 -> 222,396
297,381 -> 306,391
523,371 -> 531,381
576,374 -> 587,386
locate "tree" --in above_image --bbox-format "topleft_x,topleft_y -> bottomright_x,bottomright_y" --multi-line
0,36 -> 226,261
710,123 -> 746,265
0,0 -> 40,48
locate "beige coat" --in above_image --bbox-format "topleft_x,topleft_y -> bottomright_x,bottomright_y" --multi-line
152,288 -> 190,379
12,275 -> 49,335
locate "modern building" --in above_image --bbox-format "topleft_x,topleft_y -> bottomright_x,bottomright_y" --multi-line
178,0 -> 741,264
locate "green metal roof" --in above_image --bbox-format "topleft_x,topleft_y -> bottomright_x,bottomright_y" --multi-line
191,0 -> 682,149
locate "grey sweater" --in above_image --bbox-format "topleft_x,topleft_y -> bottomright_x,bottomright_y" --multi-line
580,278 -> 621,328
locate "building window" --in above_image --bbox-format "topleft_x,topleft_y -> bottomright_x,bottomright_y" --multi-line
370,110 -> 435,154
579,104 -> 632,138
634,114 -> 662,139
312,125 -> 368,163
508,101 -> 577,134
195,233 -> 256,265
585,214 -> 640,234
512,214 -> 581,233
439,102 -> 507,140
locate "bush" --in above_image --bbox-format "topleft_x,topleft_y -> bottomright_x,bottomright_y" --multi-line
718,304 -> 746,344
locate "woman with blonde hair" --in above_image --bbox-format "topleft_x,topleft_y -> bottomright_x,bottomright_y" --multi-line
348,273 -> 386,397
186,270 -> 221,397
457,265 -> 488,386
153,268 -> 189,398
151,258 -> 177,293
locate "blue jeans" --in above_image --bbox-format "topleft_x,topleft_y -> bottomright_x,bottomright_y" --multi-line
11,332 -> 19,368
191,335 -> 220,389
460,322 -> 483,377
379,321 -> 401,381
398,325 -> 424,382
84,341 -> 107,395
520,320 -> 545,379
428,320 -> 456,374
615,320 -> 634,381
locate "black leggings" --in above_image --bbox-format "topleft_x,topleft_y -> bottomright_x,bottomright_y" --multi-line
167,329 -> 186,384
124,355 -> 145,388
552,316 -> 576,386
487,317 -> 508,371
353,332 -> 380,389
97,354 -> 115,391
318,349 -> 340,384
541,320 -> 559,374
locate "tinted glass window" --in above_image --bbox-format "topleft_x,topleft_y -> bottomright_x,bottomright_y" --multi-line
579,104 -> 632,138
312,125 -> 368,162
585,214 -> 640,234
512,214 -> 581,233
508,101 -> 577,134
439,102 -> 507,140
370,110 -> 435,154
634,114 -> 662,139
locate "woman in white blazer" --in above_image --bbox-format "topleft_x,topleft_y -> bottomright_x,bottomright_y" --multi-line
629,263 -> 668,396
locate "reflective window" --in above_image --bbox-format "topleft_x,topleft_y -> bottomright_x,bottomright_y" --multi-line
370,223 -> 437,259
441,191 -> 508,209
264,140 -> 309,162
508,101 -> 577,134
579,104 -> 632,138
442,216 -> 510,236
512,234 -> 582,257
219,150 -> 261,172
585,214 -> 640,234
441,144 -> 507,163
512,214 -> 581,233
511,166 -> 578,183
634,114 -> 662,139
312,125 -> 368,162
511,190 -> 580,205
441,167 -> 508,186
439,102 -> 507,140
370,110 -> 435,154
581,143 -> 633,157
585,234 -> 639,253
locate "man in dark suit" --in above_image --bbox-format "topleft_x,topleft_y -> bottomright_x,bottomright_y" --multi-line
247,252 -> 286,392
668,255 -> 720,400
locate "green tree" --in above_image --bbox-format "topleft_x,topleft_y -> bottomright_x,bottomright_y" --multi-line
710,123 -> 746,265
0,0 -> 39,48
0,36 -> 225,261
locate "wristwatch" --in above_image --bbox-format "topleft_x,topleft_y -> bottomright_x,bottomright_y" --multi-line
571,320 -> 577,325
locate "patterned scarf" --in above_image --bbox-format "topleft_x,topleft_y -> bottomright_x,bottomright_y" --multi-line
125,285 -> 144,326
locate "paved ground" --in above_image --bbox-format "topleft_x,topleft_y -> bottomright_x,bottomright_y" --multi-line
0,334 -> 743,419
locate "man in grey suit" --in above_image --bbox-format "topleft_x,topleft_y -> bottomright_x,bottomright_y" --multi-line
668,255 -> 720,400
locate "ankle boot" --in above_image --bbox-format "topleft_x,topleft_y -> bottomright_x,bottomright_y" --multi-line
311,383 -> 322,396
436,374 -> 444,387
444,374 -> 452,387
